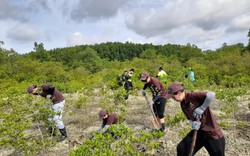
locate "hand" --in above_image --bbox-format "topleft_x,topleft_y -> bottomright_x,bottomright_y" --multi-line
142,90 -> 146,96
192,121 -> 201,130
193,107 -> 205,119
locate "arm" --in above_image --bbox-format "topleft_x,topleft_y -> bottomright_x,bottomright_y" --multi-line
142,84 -> 148,96
153,80 -> 163,100
193,92 -> 215,119
100,114 -> 117,133
156,72 -> 160,77
100,125 -> 110,133
48,85 -> 55,94
200,92 -> 215,109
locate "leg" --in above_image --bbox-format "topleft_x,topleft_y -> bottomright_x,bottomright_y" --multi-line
124,82 -> 129,100
177,130 -> 204,156
128,81 -> 133,90
51,100 -> 68,142
177,131 -> 193,156
155,98 -> 166,131
204,136 -> 225,156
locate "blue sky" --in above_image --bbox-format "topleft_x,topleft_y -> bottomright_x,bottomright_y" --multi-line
0,0 -> 250,54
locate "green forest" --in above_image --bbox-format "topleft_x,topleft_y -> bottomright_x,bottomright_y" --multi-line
0,38 -> 250,155
1,40 -> 250,95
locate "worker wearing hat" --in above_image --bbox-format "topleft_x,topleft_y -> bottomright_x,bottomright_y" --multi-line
140,72 -> 167,132
27,84 -> 68,142
166,82 -> 225,156
97,109 -> 119,133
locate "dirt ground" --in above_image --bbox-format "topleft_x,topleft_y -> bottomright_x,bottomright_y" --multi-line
1,89 -> 249,156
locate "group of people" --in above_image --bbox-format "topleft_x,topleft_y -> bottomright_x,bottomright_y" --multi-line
140,72 -> 225,155
117,68 -> 134,100
27,66 -> 225,155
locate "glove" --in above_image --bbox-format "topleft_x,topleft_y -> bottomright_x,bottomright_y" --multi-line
142,90 -> 146,96
153,96 -> 160,102
193,107 -> 205,119
192,121 -> 201,130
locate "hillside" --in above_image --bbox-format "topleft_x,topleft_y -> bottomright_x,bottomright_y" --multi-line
0,42 -> 250,156
2,88 -> 247,156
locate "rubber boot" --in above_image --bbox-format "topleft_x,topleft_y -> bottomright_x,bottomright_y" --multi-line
57,127 -> 68,142
160,123 -> 165,132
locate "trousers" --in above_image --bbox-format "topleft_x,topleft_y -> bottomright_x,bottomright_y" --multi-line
177,130 -> 225,156
48,100 -> 65,129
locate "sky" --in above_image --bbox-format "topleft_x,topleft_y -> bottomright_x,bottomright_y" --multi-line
0,0 -> 250,54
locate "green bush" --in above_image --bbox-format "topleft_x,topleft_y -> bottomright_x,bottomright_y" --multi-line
69,124 -> 164,156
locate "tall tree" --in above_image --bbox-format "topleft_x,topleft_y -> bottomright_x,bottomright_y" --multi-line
248,29 -> 250,42
33,42 -> 45,52
247,29 -> 250,51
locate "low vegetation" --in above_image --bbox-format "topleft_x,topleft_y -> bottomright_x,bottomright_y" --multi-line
0,41 -> 250,155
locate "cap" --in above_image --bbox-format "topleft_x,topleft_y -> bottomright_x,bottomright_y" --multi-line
27,85 -> 35,93
140,72 -> 149,81
99,109 -> 107,118
165,82 -> 184,99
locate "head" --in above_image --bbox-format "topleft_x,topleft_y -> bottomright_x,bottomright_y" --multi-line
99,109 -> 108,119
129,68 -> 134,74
166,82 -> 185,102
140,72 -> 150,83
159,67 -> 163,71
27,85 -> 38,95
124,70 -> 128,74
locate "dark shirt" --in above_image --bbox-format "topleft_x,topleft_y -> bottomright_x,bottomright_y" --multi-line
40,84 -> 64,104
181,92 -> 224,140
143,77 -> 166,99
102,113 -> 119,128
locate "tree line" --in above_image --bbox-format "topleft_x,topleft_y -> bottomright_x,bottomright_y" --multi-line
0,41 -> 250,96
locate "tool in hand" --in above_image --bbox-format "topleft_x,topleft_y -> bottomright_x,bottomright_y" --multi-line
189,118 -> 200,156
143,94 -> 161,130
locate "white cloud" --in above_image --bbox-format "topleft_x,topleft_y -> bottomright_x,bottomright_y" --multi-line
67,32 -> 86,46
7,24 -> 41,42
0,0 -> 249,54
126,0 -> 250,37
232,14 -> 250,29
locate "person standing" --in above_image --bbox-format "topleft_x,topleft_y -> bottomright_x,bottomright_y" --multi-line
140,72 -> 167,132
27,84 -> 68,142
156,67 -> 167,84
165,82 -> 225,156
189,68 -> 195,83
117,70 -> 127,87
124,68 -> 134,100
